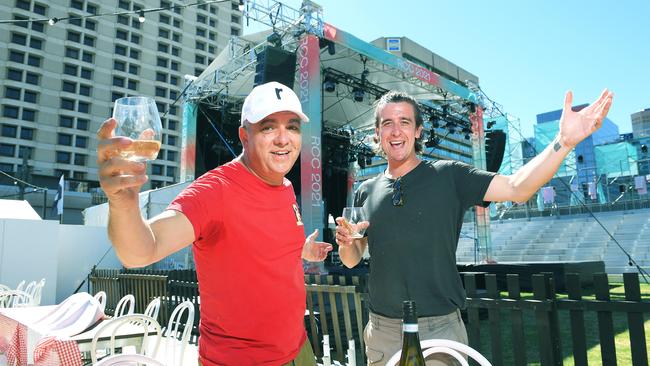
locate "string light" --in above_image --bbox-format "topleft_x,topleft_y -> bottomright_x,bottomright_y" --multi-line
238,0 -> 245,12
0,0 -> 230,26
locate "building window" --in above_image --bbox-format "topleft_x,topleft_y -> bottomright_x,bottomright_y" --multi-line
29,38 -> 43,50
16,0 -> 30,11
116,29 -> 128,40
127,79 -> 137,90
7,68 -> 22,81
61,98 -> 75,110
73,171 -> 86,180
74,153 -> 87,166
158,42 -> 169,53
76,118 -> 89,130
196,28 -> 206,37
169,90 -> 178,100
70,0 -> 83,10
79,84 -> 91,96
166,166 -> 176,177
83,35 -> 95,47
85,19 -> 97,30
152,164 -> 163,175
172,18 -> 181,28
195,55 -> 205,64
157,57 -> 168,68
60,115 -> 74,128
129,49 -> 140,59
58,133 -> 73,145
22,109 -> 36,122
169,75 -> 178,86
1,125 -> 18,138
196,41 -> 205,51
115,45 -> 127,56
62,81 -> 76,93
112,92 -> 124,102
9,50 -> 25,63
159,14 -> 170,24
78,101 -> 90,113
27,55 -> 41,67
56,151 -> 71,163
69,17 -> 82,27
114,60 -> 126,71
130,34 -> 140,44
82,51 -> 93,63
117,14 -> 129,25
65,47 -> 79,59
167,135 -> 177,146
80,68 -> 92,79
75,135 -> 88,148
86,3 -> 97,14
172,33 -> 180,42
171,47 -> 180,57
23,90 -> 37,103
167,150 -> 177,161
156,72 -> 167,82
64,64 -> 78,76
20,127 -> 34,140
168,120 -> 177,130
118,0 -> 129,10
67,31 -> 81,43
155,87 -> 167,98
128,64 -> 139,75
33,3 -> 46,15
5,87 -> 21,100
0,144 -> 16,157
3,106 -> 19,119
25,72 -> 39,85
11,33 -> 27,46
159,28 -> 169,38
171,61 -> 179,71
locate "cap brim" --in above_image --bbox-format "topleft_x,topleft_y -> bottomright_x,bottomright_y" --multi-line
246,108 -> 310,124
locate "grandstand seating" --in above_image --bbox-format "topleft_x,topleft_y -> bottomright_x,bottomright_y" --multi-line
457,208 -> 650,274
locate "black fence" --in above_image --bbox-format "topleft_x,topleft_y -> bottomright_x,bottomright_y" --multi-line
89,269 -> 649,365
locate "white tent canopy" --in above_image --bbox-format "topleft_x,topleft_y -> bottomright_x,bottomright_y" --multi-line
0,199 -> 42,220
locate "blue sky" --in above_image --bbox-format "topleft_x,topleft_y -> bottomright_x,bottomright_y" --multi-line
244,0 -> 650,139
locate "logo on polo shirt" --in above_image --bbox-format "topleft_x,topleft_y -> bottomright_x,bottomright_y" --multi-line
292,203 -> 303,226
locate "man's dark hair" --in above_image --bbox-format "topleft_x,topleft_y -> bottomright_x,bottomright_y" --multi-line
373,91 -> 425,154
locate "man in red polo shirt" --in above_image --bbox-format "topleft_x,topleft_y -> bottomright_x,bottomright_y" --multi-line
97,82 -> 332,365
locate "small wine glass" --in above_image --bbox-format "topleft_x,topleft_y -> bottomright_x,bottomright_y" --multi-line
112,96 -> 162,162
342,207 -> 368,238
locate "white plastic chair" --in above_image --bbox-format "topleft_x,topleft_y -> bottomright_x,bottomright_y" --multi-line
158,300 -> 195,365
114,294 -> 135,317
94,291 -> 107,312
385,339 -> 492,366
94,353 -> 165,366
7,290 -> 34,308
30,278 -> 46,306
144,297 -> 161,322
90,314 -> 162,364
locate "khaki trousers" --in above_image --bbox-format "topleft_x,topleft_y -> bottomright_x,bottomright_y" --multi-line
363,309 -> 468,366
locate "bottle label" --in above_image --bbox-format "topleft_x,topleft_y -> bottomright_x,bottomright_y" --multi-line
403,323 -> 418,332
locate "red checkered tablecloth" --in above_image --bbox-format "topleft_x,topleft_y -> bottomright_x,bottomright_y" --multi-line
0,307 -> 83,366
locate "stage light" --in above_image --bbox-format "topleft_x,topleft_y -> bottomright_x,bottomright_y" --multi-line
642,144 -> 648,154
138,10 -> 146,23
353,88 -> 364,102
447,125 -> 456,135
425,136 -> 440,148
357,154 -> 366,169
323,78 -> 336,93
365,155 -> 373,166
464,133 -> 471,140
486,120 -> 496,129
266,32 -> 282,48
327,42 -> 336,55
430,117 -> 440,128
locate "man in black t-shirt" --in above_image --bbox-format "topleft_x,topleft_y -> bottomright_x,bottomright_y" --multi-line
336,89 -> 613,365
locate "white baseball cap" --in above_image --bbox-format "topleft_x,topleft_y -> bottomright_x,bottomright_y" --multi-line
240,81 -> 309,126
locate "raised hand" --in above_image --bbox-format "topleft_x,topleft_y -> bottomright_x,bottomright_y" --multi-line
335,217 -> 370,247
302,229 -> 333,262
97,118 -> 148,208
559,89 -> 614,148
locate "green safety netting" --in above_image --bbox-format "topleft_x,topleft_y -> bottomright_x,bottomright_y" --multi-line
534,121 -> 575,177
595,142 -> 639,178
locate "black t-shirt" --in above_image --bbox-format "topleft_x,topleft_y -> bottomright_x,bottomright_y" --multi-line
354,160 -> 496,318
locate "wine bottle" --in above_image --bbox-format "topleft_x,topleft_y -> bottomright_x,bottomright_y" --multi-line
398,300 -> 425,366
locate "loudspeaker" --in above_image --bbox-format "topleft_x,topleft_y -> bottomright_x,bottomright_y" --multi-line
485,129 -> 506,173
254,46 -> 297,88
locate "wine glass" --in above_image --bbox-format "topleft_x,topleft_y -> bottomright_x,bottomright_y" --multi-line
112,96 -> 162,162
342,207 -> 368,238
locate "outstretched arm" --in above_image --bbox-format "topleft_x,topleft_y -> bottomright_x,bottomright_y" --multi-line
485,89 -> 613,203
302,229 -> 334,262
98,119 -> 195,267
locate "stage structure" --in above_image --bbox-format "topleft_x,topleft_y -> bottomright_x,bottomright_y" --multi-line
181,0 -> 495,259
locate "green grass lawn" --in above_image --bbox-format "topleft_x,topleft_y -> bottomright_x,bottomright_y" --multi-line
472,282 -> 650,365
